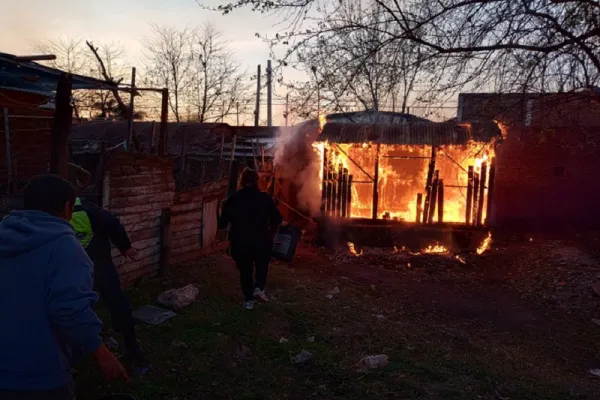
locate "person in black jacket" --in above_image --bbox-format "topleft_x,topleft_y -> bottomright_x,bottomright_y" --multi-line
218,168 -> 283,309
67,164 -> 146,370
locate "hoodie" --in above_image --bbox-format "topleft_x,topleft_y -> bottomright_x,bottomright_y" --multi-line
0,210 -> 103,391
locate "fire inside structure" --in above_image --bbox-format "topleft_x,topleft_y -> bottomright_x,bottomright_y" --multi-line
314,121 -> 502,226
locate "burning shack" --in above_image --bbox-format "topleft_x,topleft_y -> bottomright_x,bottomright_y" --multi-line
315,121 -> 502,227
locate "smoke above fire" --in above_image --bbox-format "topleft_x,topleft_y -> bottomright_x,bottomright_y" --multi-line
273,120 -> 322,216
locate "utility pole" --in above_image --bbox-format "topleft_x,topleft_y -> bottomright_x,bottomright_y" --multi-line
126,67 -> 136,151
236,101 -> 240,126
267,60 -> 272,127
285,93 -> 289,126
254,64 -> 261,127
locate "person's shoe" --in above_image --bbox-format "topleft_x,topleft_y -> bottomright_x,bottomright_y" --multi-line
254,288 -> 269,302
244,300 -> 255,310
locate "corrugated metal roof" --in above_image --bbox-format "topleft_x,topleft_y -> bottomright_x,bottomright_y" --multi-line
318,121 -> 498,145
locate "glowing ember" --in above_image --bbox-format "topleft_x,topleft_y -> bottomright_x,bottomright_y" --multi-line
423,244 -> 449,254
347,242 -> 363,256
476,232 -> 493,255
455,255 -> 467,264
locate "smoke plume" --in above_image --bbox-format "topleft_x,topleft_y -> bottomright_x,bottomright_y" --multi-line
273,121 -> 322,216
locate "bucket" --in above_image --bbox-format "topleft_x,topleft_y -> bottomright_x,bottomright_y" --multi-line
272,225 -> 302,261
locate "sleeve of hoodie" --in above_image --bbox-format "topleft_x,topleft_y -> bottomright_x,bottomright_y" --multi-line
85,202 -> 132,253
47,235 -> 103,354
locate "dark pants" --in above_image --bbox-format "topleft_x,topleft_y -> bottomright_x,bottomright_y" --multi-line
0,383 -> 75,400
94,261 -> 137,354
234,248 -> 271,301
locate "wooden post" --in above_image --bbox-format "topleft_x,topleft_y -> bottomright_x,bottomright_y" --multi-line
341,168 -> 349,218
158,88 -> 169,156
159,208 -> 172,275
476,162 -> 487,226
422,146 -> 437,223
150,121 -> 157,154
267,60 -> 272,127
126,67 -> 136,151
254,64 -> 261,127
331,166 -> 338,217
485,157 -> 496,226
472,172 -> 480,225
321,148 -> 328,214
326,161 -> 333,215
416,193 -> 423,223
466,166 -> 474,225
372,143 -> 381,219
347,174 -> 353,218
50,73 -> 72,177
438,179 -> 444,224
428,170 -> 439,224
336,165 -> 344,217
2,108 -> 13,194
227,159 -> 240,197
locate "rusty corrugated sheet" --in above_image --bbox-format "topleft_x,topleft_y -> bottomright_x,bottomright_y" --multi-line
318,121 -> 497,145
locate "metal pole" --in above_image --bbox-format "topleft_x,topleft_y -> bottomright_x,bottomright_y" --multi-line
254,65 -> 261,127
2,108 -> 13,194
285,93 -> 289,126
126,67 -> 136,151
267,60 -> 272,127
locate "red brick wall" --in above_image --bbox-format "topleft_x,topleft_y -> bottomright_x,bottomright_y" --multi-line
491,125 -> 600,231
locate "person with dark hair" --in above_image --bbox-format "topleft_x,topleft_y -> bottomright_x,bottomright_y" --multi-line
218,168 -> 283,309
66,163 -> 147,373
0,174 -> 128,400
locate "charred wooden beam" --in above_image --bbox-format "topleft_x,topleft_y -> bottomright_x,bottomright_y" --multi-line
416,193 -> 423,223
341,168 -> 349,218
476,162 -> 487,226
321,148 -> 328,214
336,165 -> 344,217
466,166 -> 474,225
428,170 -> 439,224
326,161 -> 333,216
347,174 -> 353,218
472,172 -> 480,225
485,157 -> 496,226
332,167 -> 338,217
422,146 -> 437,223
372,143 -> 381,220
438,179 -> 444,224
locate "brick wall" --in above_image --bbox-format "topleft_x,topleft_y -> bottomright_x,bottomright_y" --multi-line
491,125 -> 600,231
170,178 -> 228,265
106,153 -> 176,285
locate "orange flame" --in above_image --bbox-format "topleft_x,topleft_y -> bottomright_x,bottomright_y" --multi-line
423,244 -> 449,254
318,114 -> 327,132
476,232 -> 492,255
347,242 -> 363,256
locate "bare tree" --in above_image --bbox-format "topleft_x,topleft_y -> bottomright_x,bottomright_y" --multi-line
189,23 -> 250,122
144,25 -> 195,122
209,0 -> 600,97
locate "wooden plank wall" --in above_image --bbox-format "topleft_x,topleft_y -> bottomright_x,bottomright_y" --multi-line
106,153 -> 175,285
170,178 -> 228,266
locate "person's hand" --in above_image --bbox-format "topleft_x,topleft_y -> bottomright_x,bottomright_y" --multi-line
94,344 -> 129,382
121,248 -> 138,260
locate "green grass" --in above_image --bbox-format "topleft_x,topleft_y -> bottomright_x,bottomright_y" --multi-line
75,253 -> 599,400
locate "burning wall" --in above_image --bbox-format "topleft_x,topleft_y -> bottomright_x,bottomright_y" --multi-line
315,122 -> 500,225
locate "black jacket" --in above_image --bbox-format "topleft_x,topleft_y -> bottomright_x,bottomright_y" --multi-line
218,186 -> 283,254
79,199 -> 132,268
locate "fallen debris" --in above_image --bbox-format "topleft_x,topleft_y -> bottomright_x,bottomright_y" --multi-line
588,369 -> 600,377
279,337 -> 289,343
357,354 -> 390,372
292,349 -> 312,364
307,335 -> 315,343
329,286 -> 341,295
157,284 -> 199,310
132,305 -> 177,325
326,294 -> 334,300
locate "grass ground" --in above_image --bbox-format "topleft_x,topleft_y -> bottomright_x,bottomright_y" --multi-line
77,236 -> 600,400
